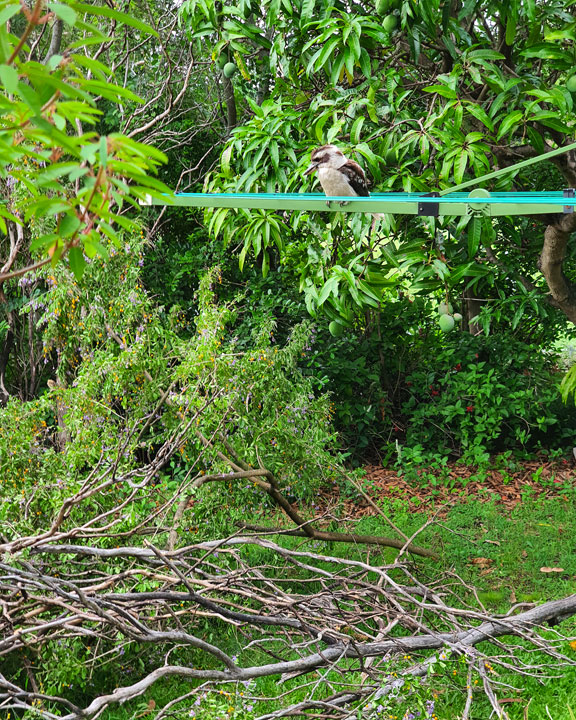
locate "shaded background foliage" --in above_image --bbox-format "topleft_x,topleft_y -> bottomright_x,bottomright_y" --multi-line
1,1 -> 576,718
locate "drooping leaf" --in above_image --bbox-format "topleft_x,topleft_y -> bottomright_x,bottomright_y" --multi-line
496,110 -> 523,141
68,246 -> 87,280
467,217 -> 481,258
71,2 -> 158,35
0,63 -> 18,93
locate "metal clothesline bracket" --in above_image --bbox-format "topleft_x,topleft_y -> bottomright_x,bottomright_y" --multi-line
417,191 -> 440,217
466,188 -> 492,217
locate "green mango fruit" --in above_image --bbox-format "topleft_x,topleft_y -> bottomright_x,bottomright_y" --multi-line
383,14 -> 398,32
439,314 -> 455,332
329,320 -> 345,337
223,62 -> 237,78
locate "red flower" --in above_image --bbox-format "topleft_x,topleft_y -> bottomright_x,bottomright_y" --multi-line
466,405 -> 474,412
455,363 -> 462,370
431,390 -> 440,396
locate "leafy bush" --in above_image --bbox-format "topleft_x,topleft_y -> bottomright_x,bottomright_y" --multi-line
0,242 -> 343,540
299,327 -> 389,460
399,334 -> 574,467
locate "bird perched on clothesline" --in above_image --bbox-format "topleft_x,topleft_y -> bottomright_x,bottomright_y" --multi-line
304,144 -> 382,228
304,144 -> 369,198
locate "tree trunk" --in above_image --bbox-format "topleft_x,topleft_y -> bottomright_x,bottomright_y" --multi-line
43,18 -> 63,63
539,213 -> 576,324
463,291 -> 484,335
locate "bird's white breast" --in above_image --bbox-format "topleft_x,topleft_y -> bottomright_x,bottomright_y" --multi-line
317,167 -> 357,197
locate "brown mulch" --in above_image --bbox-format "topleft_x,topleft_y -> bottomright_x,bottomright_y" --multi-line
319,459 -> 575,520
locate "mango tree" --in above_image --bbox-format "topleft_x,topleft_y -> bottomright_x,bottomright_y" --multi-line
179,0 -> 576,336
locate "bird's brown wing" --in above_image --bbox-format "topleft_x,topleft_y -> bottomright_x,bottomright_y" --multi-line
339,160 -> 370,196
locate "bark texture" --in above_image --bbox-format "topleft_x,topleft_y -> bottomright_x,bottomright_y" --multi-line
540,213 -> 576,324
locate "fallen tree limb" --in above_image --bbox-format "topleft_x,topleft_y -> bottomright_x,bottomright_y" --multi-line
238,523 -> 439,559
3,534 -> 576,720
103,324 -> 438,560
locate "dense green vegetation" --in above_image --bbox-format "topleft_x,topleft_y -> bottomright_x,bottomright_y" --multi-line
1,1 -> 576,719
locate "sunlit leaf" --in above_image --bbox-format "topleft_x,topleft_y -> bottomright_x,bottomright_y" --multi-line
0,63 -> 18,93
71,2 -> 158,35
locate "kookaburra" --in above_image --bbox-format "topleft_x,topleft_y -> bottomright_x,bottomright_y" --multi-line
304,144 -> 382,227
304,144 -> 370,199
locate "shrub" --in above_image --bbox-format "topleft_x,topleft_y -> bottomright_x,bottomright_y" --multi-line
399,333 -> 574,466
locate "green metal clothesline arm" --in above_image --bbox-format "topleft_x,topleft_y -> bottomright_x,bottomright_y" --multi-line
438,138 -> 576,195
142,139 -> 576,217
143,191 -> 576,217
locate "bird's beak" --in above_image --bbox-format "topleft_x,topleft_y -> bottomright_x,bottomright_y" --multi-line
304,162 -> 318,176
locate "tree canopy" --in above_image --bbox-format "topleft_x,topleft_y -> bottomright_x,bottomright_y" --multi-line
177,0 -> 576,329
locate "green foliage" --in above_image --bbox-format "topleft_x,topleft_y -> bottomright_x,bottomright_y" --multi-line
400,334 -> 574,466
300,326 -> 388,458
6,3 -> 576,714
560,362 -> 576,404
182,273 -> 339,500
0,0 -> 170,280
0,240 -> 341,540
142,225 -> 228,307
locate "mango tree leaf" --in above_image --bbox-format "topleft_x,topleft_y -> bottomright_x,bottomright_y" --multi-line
526,126 -> 544,153
521,43 -> 568,60
317,275 -> 340,306
423,84 -> 458,99
454,151 -> 468,183
496,110 -> 523,140
350,116 -> 365,144
467,217 -> 481,258
505,14 -> 517,46
466,49 -> 505,61
71,2 -> 158,35
358,47 -> 371,78
301,0 -> 316,20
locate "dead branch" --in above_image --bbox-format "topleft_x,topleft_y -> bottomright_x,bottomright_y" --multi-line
3,526 -> 576,720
